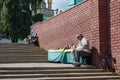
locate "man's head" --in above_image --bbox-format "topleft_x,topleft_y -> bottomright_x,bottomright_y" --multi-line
76,33 -> 83,40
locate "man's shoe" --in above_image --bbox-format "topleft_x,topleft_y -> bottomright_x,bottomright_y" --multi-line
72,62 -> 83,67
74,64 -> 80,67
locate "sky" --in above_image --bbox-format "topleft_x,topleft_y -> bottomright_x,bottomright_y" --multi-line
45,0 -> 70,11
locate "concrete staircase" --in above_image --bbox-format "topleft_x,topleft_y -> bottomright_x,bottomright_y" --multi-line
0,43 -> 48,63
0,43 -> 120,80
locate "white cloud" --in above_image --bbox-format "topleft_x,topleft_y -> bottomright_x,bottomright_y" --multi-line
45,0 -> 70,11
52,0 -> 70,10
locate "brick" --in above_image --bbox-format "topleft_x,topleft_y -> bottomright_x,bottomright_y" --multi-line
110,0 -> 120,72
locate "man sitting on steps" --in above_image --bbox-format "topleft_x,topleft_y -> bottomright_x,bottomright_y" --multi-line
72,33 -> 91,67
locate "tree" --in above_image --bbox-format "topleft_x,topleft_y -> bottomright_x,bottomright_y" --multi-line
0,0 -> 42,43
33,13 -> 43,23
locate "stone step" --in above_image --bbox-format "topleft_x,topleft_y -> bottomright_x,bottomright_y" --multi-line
0,50 -> 47,53
0,47 -> 40,49
0,45 -> 39,49
0,59 -> 47,62
0,53 -> 47,55
0,50 -> 44,53
0,58 -> 47,61
0,45 -> 39,47
0,58 -> 47,60
0,48 -> 42,50
0,50 -> 45,53
0,61 -> 48,63
0,69 -> 104,74
0,67 -> 97,70
0,59 -> 48,61
0,43 -> 47,64
0,63 -> 97,68
0,45 -> 41,50
0,55 -> 47,59
0,47 -> 41,49
0,54 -> 47,57
0,72 -> 114,78
0,48 -> 43,50
0,43 -> 34,46
0,76 -> 120,80
0,44 -> 37,46
0,60 -> 48,63
0,51 -> 43,53
0,44 -> 42,50
1,43 -> 119,80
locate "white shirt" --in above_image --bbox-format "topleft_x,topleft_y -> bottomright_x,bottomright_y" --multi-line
76,37 -> 90,53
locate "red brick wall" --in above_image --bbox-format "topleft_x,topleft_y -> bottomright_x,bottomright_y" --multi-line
110,0 -> 120,72
32,0 -> 103,67
98,0 -> 110,58
32,0 -> 100,51
32,0 -> 120,71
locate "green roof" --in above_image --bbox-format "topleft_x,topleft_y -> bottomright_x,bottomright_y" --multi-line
66,0 -> 84,9
43,16 -> 50,20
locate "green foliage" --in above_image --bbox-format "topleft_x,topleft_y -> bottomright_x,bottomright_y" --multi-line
0,0 -> 42,43
33,13 -> 43,23
30,0 -> 42,13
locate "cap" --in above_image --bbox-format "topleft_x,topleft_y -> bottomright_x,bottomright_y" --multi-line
76,33 -> 83,37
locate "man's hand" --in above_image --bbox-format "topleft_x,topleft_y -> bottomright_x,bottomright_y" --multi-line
72,49 -> 76,53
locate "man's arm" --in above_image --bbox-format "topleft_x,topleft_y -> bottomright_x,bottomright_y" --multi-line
79,45 -> 88,51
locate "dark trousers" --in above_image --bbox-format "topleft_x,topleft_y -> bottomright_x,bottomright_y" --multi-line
74,50 -> 90,64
